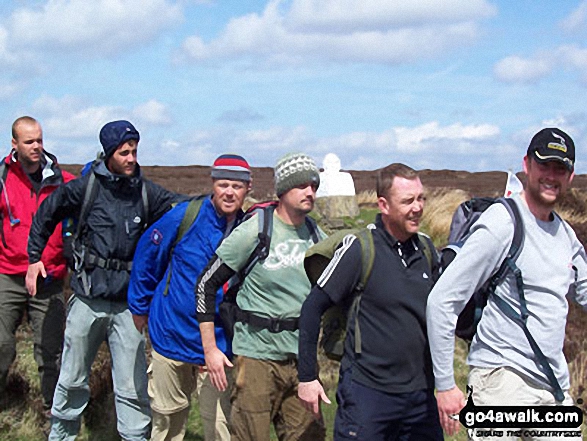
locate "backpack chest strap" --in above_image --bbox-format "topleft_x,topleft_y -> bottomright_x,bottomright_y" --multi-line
85,253 -> 133,271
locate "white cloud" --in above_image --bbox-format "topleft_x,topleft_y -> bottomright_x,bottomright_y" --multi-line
561,0 -> 587,33
180,0 -> 495,66
0,81 -> 22,100
394,122 -> 501,153
493,45 -> 587,84
217,107 -> 264,123
493,55 -> 553,83
140,121 -> 504,172
31,95 -> 172,140
0,27 -> 18,67
7,0 -> 182,56
285,0 -> 496,33
32,95 -> 119,138
132,100 -> 172,126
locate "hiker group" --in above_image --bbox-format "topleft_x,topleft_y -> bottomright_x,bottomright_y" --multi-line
0,115 -> 585,441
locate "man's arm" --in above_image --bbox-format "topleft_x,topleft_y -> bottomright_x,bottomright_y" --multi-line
128,202 -> 186,331
144,180 -> 189,225
297,235 -> 362,417
297,288 -> 333,418
196,254 -> 236,391
27,178 -> 85,295
426,204 -> 514,434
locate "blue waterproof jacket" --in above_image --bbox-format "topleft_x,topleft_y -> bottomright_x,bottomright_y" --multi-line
128,197 -> 234,364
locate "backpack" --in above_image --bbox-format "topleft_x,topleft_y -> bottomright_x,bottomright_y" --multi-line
442,196 -> 564,402
441,197 -> 523,341
218,201 -> 321,340
304,226 -> 436,361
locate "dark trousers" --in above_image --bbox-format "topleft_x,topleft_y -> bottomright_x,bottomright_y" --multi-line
334,366 -> 443,441
0,274 -> 65,409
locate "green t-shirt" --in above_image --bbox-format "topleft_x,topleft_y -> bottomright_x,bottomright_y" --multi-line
217,211 -> 323,360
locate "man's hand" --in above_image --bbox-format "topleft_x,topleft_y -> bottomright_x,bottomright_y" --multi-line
437,386 -> 466,436
132,314 -> 148,333
204,346 -> 233,392
26,262 -> 46,297
298,379 -> 331,418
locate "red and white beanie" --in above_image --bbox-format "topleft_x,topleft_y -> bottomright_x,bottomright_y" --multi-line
211,154 -> 251,182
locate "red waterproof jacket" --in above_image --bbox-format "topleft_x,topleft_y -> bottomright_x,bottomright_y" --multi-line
0,151 -> 75,278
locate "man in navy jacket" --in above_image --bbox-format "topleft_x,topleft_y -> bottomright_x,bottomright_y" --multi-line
128,154 -> 251,441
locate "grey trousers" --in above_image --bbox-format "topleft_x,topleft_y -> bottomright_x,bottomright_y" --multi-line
0,273 -> 65,409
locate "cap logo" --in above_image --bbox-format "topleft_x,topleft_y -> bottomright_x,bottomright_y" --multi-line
547,131 -> 567,153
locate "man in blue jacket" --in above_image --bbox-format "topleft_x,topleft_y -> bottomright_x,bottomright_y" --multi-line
128,154 -> 252,441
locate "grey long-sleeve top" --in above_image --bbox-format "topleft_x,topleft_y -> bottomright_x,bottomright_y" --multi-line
427,194 -> 587,393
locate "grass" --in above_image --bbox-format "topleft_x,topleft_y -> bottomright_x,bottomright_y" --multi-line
2,188 -> 586,439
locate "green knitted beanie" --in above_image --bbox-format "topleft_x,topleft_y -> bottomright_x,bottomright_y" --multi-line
274,153 -> 320,197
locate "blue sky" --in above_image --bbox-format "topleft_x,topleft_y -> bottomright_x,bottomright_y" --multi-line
2,0 -> 587,173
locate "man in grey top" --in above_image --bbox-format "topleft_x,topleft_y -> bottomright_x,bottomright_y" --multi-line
427,128 -> 587,439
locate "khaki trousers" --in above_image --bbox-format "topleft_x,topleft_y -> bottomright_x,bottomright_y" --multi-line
148,349 -> 232,441
230,355 -> 325,441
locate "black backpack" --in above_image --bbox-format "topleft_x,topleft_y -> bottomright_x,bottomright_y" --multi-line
442,197 -> 524,341
441,196 -> 564,402
218,201 -> 320,340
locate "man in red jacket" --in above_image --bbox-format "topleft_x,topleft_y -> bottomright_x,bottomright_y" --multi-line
0,116 -> 74,414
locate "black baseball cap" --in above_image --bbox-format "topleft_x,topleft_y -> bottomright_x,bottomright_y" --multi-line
527,128 -> 575,171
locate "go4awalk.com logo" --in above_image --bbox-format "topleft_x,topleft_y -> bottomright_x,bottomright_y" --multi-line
458,386 -> 583,438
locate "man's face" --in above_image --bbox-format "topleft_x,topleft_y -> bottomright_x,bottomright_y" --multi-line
280,182 -> 317,215
211,179 -> 250,218
378,177 -> 424,242
523,156 -> 574,209
107,139 -> 138,176
12,122 -> 43,169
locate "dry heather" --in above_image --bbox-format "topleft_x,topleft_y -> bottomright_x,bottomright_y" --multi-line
421,188 -> 470,247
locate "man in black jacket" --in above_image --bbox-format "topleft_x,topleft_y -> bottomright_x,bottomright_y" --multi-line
26,120 -> 184,441
297,163 -> 443,441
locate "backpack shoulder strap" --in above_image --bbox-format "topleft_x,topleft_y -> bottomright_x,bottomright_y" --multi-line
417,232 -> 436,272
347,227 -> 375,356
141,181 -> 150,230
491,197 -> 525,285
240,202 -> 277,279
163,197 -> 206,296
354,227 -> 375,289
75,171 -> 99,240
304,216 -> 320,244
176,197 -> 205,245
498,197 -> 524,261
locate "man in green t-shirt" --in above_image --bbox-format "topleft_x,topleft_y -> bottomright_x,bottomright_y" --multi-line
196,152 -> 326,441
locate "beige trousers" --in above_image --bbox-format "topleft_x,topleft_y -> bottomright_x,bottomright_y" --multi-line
148,349 -> 233,441
467,367 -> 582,441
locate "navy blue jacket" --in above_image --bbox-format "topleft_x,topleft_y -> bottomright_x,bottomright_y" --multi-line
29,161 -> 182,301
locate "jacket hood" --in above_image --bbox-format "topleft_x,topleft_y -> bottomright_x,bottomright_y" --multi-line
5,149 -> 65,184
94,159 -> 143,187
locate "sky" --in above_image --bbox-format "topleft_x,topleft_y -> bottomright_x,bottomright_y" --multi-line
2,0 -> 587,173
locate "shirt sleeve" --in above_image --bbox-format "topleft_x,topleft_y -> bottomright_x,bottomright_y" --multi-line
569,225 -> 587,310
215,215 -> 259,273
28,176 -> 86,263
316,234 -> 362,305
426,203 -> 513,391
